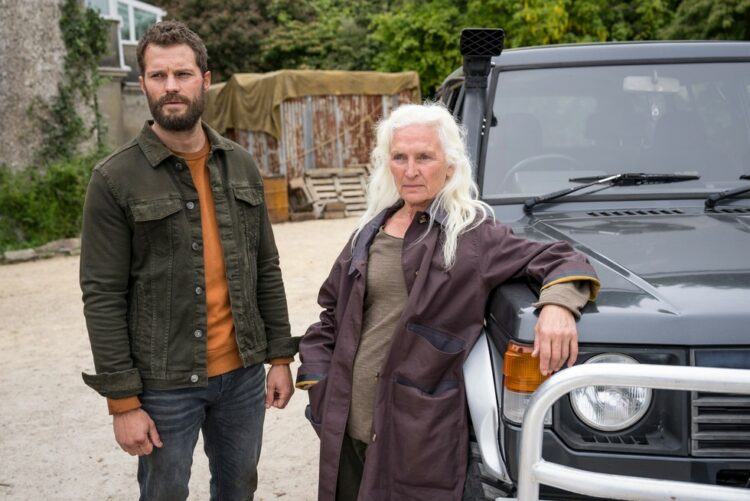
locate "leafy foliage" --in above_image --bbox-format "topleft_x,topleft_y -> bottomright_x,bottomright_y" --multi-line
151,0 -> 275,80
371,0 -> 464,97
662,0 -> 750,40
150,0 -> 749,98
261,0 -> 386,71
0,153 -> 103,252
33,0 -> 109,164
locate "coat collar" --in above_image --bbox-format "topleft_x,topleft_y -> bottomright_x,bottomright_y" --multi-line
136,120 -> 234,168
347,200 -> 449,276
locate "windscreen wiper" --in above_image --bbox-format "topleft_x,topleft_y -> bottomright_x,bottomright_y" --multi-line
705,175 -> 750,209
523,173 -> 700,213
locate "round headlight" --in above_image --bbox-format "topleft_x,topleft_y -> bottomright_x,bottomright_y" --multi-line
570,354 -> 652,432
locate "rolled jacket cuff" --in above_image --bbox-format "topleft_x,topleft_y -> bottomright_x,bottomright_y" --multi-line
542,274 -> 600,301
296,362 -> 329,390
295,373 -> 327,390
82,368 -> 143,399
264,336 -> 300,362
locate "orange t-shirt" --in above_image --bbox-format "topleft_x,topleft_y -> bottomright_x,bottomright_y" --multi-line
180,140 -> 244,377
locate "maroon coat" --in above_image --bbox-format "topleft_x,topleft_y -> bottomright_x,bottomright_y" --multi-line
297,205 -> 598,501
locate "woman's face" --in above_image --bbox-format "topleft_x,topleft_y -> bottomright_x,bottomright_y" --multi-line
389,124 -> 453,212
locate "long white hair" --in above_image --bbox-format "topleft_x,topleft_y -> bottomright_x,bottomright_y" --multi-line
354,102 -> 493,268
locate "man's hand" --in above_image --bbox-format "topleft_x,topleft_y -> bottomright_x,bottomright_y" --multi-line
532,304 -> 578,376
265,364 -> 294,409
113,408 -> 163,456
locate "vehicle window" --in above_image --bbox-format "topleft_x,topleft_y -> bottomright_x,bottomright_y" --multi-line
483,62 -> 750,199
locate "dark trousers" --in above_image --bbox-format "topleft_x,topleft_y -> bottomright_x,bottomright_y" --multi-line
336,434 -> 369,501
137,364 -> 266,501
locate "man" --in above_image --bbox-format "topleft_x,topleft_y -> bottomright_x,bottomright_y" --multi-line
80,21 -> 296,500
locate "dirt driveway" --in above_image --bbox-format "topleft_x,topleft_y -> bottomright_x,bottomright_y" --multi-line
0,217 -> 358,500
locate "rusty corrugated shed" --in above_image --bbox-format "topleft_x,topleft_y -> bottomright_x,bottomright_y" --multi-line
209,70 -> 420,178
235,89 -> 418,178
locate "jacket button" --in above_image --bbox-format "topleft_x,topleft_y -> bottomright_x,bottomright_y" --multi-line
194,329 -> 203,338
186,201 -> 195,210
175,162 -> 184,171
191,241 -> 200,251
372,433 -> 377,442
190,374 -> 199,383
195,286 -> 203,295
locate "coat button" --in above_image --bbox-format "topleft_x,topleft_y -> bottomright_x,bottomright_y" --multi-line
195,286 -> 203,295
186,201 -> 195,210
190,374 -> 199,383
194,329 -> 203,338
191,241 -> 200,251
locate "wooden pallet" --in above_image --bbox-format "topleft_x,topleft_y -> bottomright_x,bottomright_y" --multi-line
303,167 -> 368,217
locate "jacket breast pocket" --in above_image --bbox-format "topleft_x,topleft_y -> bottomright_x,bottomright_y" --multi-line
396,322 -> 466,395
232,184 -> 264,252
129,198 -> 184,258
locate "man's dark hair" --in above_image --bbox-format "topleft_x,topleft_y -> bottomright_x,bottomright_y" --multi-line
136,21 -> 208,75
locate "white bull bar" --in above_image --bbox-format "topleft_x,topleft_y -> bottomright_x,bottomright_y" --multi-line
512,363 -> 750,501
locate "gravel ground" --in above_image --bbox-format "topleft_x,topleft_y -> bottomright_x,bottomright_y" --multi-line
0,217 -> 358,501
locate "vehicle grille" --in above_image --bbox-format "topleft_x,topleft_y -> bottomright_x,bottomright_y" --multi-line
692,392 -> 750,457
712,207 -> 750,214
587,209 -> 685,217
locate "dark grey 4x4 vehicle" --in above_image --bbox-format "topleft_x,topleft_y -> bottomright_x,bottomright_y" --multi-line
443,30 -> 750,500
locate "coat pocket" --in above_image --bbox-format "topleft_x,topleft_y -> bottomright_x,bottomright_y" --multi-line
306,378 -> 328,437
397,323 -> 466,394
390,381 -> 462,491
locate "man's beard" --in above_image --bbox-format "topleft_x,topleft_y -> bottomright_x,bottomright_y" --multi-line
146,87 -> 205,132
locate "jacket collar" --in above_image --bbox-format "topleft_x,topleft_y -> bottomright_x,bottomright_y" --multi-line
348,199 -> 448,275
136,120 -> 234,168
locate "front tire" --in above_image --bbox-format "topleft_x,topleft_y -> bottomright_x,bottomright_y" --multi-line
463,440 -> 514,500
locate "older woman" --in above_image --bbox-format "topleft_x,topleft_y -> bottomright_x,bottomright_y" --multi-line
297,103 -> 599,501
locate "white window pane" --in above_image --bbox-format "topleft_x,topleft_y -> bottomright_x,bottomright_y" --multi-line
134,9 -> 158,40
118,2 -> 130,41
86,0 -> 110,15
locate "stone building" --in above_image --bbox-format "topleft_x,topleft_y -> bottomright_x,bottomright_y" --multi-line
0,0 -> 67,170
0,0 -> 164,171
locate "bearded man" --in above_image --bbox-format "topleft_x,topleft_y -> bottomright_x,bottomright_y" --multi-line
79,21 -> 297,501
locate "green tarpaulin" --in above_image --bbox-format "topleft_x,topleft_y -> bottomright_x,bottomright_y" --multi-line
204,69 -> 420,138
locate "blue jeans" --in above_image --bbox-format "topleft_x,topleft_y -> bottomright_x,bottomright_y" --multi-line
137,364 -> 266,501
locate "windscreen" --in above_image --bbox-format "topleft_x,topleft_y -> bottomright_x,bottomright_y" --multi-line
484,62 -> 750,199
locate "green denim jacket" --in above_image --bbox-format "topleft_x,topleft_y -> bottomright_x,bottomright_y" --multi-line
80,122 -> 297,399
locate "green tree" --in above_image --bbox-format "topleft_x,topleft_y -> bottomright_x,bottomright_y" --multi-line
464,0 -> 608,48
371,0 -> 464,97
261,0 -> 387,71
151,0 -> 275,81
661,0 -> 750,40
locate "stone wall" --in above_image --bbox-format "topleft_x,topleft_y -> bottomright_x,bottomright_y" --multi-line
0,0 -> 66,170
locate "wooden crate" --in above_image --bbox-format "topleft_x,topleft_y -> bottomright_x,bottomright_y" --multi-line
304,167 -> 368,217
